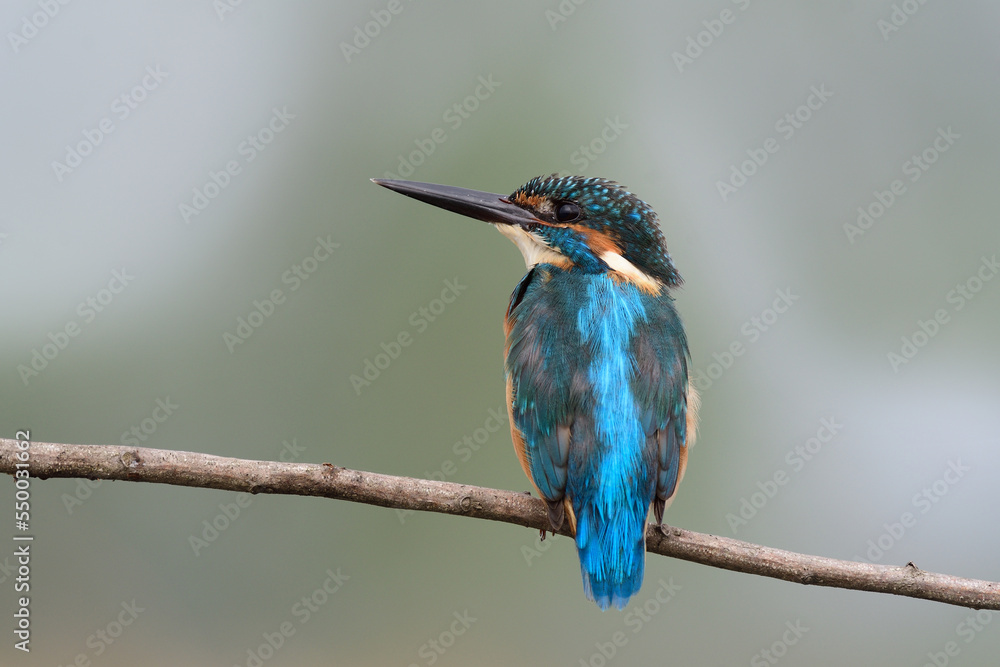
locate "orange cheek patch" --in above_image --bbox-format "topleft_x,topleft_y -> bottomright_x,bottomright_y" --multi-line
566,224 -> 622,256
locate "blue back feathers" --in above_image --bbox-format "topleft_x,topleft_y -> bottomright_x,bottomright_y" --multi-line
573,278 -> 652,609
505,265 -> 689,610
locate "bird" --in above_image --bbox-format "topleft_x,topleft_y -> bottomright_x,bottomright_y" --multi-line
372,174 -> 698,610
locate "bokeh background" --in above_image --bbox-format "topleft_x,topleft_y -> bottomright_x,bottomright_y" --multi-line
3,1 -> 1000,665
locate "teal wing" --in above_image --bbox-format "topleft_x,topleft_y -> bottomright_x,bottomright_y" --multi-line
503,267 -> 590,531
632,296 -> 691,524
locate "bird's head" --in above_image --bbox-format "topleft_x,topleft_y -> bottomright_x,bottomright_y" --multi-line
372,174 -> 681,293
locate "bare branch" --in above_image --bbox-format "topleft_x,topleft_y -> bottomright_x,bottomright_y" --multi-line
2,439 -> 997,610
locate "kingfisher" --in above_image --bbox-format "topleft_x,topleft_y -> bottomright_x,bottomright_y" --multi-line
372,174 -> 698,610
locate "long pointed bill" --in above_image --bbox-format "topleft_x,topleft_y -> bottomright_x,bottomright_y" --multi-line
371,179 -> 539,227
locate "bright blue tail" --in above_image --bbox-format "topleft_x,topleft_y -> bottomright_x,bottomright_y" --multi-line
575,499 -> 648,610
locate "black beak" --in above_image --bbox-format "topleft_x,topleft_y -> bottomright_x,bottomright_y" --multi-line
371,178 -> 538,227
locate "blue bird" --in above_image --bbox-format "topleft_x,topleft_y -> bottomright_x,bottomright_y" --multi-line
372,175 -> 698,610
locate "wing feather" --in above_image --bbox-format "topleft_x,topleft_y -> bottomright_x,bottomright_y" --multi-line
630,298 -> 694,525
504,268 -> 588,532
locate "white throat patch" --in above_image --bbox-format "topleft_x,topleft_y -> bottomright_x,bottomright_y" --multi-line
494,224 -> 662,293
495,225 -> 568,269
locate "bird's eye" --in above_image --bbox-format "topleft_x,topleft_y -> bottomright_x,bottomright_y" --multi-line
555,202 -> 581,222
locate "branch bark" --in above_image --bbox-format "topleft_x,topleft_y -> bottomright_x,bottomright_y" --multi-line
2,438 -> 997,610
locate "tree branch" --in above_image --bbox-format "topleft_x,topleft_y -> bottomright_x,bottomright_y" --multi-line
2,439 -> 997,610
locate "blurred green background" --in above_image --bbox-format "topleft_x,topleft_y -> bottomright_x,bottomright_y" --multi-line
3,1 -> 1000,664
